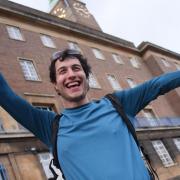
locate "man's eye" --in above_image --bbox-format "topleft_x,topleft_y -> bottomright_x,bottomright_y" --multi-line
58,69 -> 66,74
73,66 -> 81,71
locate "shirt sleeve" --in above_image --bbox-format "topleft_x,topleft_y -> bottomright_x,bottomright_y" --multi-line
0,73 -> 56,148
114,71 -> 180,116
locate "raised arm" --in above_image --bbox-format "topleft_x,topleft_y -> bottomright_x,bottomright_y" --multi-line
115,71 -> 180,116
0,73 -> 56,148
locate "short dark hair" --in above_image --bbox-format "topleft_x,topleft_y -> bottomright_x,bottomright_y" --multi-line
49,49 -> 91,83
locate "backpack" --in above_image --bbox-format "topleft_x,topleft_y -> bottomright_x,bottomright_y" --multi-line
49,93 -> 159,180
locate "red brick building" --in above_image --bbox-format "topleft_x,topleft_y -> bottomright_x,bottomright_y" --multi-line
0,0 -> 179,179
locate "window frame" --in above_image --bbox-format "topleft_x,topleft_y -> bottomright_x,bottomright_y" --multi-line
38,152 -> 63,179
6,25 -> 24,41
173,138 -> 180,152
142,108 -> 159,127
40,34 -> 56,48
92,48 -> 105,60
112,53 -> 124,64
0,118 -> 4,132
152,140 -> 174,167
130,57 -> 140,68
88,73 -> 101,89
106,74 -> 122,91
34,105 -> 54,112
126,78 -> 136,88
68,41 -> 82,52
161,58 -> 170,67
19,58 -> 40,81
38,152 -> 54,179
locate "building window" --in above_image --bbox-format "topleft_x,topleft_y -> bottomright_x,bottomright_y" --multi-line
40,34 -> 56,48
107,74 -> 122,90
126,78 -> 136,88
6,25 -> 24,41
92,48 -> 105,60
35,105 -> 53,111
38,153 -> 63,179
173,138 -> 180,152
89,73 -> 101,89
0,164 -> 8,180
19,59 -> 39,81
0,118 -> 4,132
142,109 -> 158,127
38,153 -> 54,179
152,140 -> 174,167
68,41 -> 81,52
174,62 -> 180,70
161,58 -> 170,67
130,57 -> 140,68
112,53 -> 124,64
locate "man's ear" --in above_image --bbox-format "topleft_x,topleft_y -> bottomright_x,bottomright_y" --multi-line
54,84 -> 61,96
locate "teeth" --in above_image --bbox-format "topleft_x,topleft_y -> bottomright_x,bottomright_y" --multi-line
66,81 -> 80,88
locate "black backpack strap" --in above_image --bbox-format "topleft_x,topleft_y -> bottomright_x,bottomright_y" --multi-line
49,159 -> 58,180
105,93 -> 159,180
49,114 -> 66,180
105,93 -> 139,147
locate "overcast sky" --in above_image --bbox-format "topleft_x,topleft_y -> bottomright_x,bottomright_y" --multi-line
10,0 -> 180,54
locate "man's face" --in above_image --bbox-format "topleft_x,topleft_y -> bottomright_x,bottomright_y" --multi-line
54,57 -> 89,106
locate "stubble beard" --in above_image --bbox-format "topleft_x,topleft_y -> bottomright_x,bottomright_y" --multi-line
62,82 -> 89,103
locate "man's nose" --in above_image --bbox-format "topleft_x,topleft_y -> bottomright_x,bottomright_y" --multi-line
67,69 -> 76,78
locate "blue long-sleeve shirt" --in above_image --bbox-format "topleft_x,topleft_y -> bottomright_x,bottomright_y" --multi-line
0,71 -> 180,180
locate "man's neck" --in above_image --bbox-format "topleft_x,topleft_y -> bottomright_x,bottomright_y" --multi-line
62,97 -> 90,109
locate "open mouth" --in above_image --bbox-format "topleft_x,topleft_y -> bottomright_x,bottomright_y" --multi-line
65,81 -> 81,89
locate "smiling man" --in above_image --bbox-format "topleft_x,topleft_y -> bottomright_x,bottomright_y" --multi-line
51,51 -> 90,108
0,49 -> 180,180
